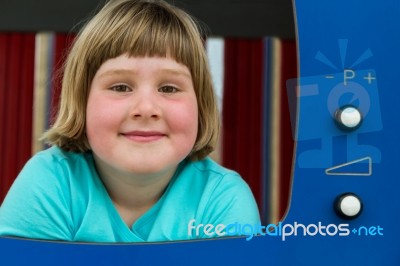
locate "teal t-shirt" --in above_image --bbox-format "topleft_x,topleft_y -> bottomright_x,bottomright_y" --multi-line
0,146 -> 260,242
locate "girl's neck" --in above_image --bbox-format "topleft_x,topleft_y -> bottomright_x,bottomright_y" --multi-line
93,154 -> 177,226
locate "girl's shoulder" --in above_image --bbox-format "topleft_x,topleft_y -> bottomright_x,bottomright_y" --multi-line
20,146 -> 97,190
187,157 -> 238,175
181,157 -> 242,184
173,157 -> 249,199
32,146 -> 91,165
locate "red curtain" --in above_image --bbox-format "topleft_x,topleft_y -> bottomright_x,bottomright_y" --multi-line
0,33 -> 74,203
49,34 -> 75,124
222,39 -> 265,208
222,38 -> 297,222
0,33 -> 35,203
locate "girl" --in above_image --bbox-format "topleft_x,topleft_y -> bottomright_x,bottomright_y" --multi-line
0,0 -> 260,242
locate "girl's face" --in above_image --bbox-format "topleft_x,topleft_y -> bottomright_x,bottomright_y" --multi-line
86,54 -> 198,177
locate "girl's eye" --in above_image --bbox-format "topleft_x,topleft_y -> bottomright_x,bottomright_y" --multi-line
159,85 -> 178,93
110,85 -> 131,92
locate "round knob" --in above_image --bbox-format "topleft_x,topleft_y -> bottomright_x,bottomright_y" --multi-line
334,105 -> 363,131
334,193 -> 363,219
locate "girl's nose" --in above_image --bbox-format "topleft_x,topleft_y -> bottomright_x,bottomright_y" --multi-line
129,89 -> 161,120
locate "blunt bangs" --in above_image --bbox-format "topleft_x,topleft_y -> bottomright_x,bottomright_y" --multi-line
84,0 -> 202,81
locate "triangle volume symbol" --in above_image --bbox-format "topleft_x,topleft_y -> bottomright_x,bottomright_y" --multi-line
325,157 -> 372,176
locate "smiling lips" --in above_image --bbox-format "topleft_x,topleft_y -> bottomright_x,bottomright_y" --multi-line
120,131 -> 166,142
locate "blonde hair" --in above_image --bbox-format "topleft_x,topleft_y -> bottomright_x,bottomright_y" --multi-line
43,0 -> 219,161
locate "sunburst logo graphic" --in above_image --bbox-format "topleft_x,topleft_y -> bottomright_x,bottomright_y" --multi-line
315,39 -> 373,70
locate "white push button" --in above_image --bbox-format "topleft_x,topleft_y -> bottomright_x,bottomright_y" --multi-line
334,193 -> 363,219
334,105 -> 363,131
340,195 -> 361,216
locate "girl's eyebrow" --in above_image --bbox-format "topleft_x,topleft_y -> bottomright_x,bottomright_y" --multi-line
161,68 -> 192,79
96,69 -> 137,79
97,68 -> 192,80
